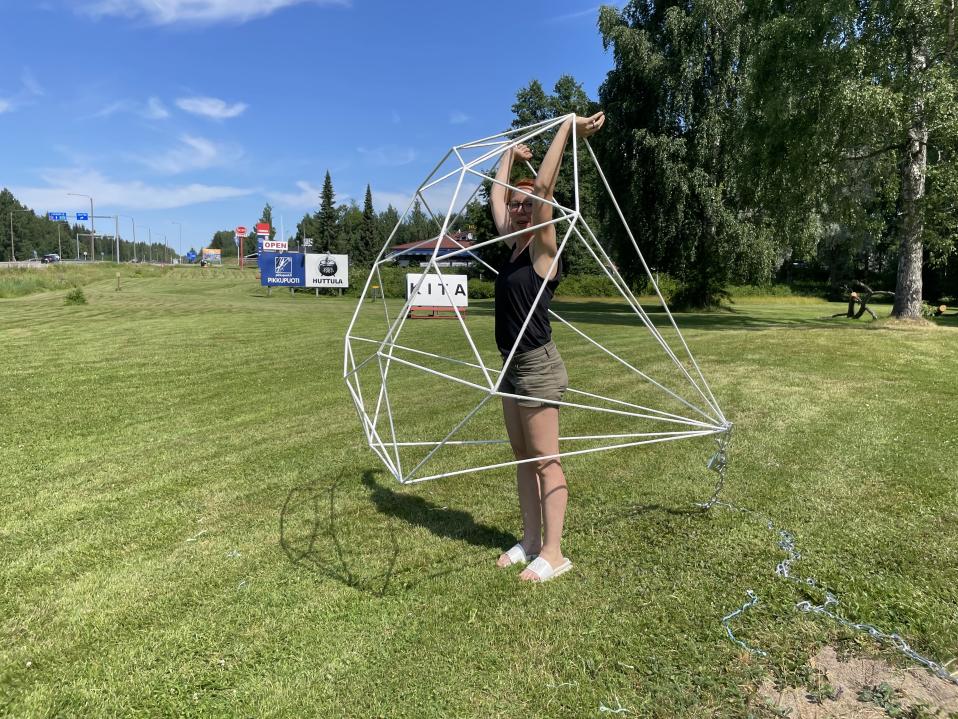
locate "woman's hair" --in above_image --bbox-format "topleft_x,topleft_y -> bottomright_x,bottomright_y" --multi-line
507,178 -> 535,201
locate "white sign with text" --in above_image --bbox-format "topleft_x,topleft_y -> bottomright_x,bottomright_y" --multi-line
406,273 -> 468,307
306,254 -> 349,288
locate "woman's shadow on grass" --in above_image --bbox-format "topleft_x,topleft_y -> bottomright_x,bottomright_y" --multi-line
279,469 -> 515,595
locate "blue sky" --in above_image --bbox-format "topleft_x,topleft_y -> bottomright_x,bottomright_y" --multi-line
1,0 -> 616,254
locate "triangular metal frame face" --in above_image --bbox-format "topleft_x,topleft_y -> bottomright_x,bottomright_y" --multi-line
345,115 -> 730,484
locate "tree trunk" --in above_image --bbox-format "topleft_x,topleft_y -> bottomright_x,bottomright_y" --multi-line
892,119 -> 928,318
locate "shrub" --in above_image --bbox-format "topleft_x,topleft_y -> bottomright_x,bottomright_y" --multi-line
65,287 -> 87,305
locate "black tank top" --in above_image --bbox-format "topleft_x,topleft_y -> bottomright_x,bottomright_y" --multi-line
495,244 -> 561,355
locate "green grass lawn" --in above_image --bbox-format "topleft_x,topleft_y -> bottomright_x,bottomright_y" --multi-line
1,268 -> 956,717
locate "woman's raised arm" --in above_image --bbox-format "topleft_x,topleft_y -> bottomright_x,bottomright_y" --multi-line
531,112 -> 605,258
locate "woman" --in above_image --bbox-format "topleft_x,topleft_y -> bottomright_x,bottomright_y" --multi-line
490,111 -> 605,582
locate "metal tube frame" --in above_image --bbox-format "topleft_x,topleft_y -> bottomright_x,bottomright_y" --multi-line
343,116 -> 731,484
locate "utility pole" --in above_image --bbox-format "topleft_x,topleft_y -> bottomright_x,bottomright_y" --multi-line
67,193 -> 94,262
171,221 -> 182,263
119,215 -> 136,262
8,209 -> 38,262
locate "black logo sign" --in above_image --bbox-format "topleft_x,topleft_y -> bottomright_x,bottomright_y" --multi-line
319,256 -> 338,276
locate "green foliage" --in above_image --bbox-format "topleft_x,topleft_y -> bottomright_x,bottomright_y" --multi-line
208,229 -> 238,258
0,188 -> 149,262
258,203 -> 277,242
351,185 -> 379,268
396,198 -> 433,246
64,287 -> 86,305
596,1 -> 772,308
857,682 -> 902,714
316,171 -> 338,253
556,273 -> 623,298
0,263 -> 170,298
740,0 -> 958,316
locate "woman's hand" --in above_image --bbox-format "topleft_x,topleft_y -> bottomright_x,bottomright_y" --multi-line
575,111 -> 605,138
512,143 -> 533,161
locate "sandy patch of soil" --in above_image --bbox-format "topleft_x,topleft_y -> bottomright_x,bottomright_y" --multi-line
753,646 -> 958,718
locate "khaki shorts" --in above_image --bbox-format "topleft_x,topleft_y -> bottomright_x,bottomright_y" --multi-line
500,341 -> 568,408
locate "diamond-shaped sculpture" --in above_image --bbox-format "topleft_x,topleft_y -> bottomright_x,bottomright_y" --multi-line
344,115 -> 731,484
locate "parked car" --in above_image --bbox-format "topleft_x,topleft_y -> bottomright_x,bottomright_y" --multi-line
41,253 -> 60,263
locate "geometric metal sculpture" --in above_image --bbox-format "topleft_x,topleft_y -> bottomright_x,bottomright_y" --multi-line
344,114 -> 732,484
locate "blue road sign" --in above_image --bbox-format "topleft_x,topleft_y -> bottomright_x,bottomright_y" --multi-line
186,250 -> 198,263
48,212 -> 67,221
259,252 -> 306,286
76,212 -> 89,221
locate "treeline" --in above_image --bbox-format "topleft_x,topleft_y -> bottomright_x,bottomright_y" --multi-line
0,189 -> 172,263
582,0 -> 957,316
204,174 -> 497,269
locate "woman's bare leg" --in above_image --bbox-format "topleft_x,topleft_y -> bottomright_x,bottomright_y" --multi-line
497,397 -> 542,567
517,405 -> 567,580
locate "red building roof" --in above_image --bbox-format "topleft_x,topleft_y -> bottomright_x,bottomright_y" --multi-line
392,233 -> 474,251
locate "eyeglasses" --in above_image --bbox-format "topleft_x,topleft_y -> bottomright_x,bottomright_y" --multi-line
508,201 -> 534,212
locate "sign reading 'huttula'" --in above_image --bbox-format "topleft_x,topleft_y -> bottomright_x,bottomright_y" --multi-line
306,254 -> 349,288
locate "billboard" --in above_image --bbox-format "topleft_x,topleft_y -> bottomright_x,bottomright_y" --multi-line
259,253 -> 350,288
260,253 -> 305,286
406,273 -> 468,308
305,254 -> 349,288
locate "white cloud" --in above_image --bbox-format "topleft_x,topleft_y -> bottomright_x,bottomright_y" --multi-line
449,111 -> 470,125
0,68 -> 46,114
132,134 -> 243,174
80,0 -> 349,25
356,145 -> 416,167
545,6 -> 601,23
176,96 -> 247,120
14,168 -> 255,211
144,97 -> 169,119
87,97 -> 171,120
90,100 -> 131,118
267,180 -> 322,210
21,68 -> 44,96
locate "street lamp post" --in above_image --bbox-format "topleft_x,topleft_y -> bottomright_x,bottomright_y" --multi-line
171,221 -> 182,263
8,209 -> 36,262
67,193 -> 95,262
118,215 -> 136,262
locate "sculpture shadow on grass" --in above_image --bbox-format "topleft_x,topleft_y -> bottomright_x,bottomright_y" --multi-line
360,470 -> 516,551
279,471 -> 399,597
279,469 -> 517,595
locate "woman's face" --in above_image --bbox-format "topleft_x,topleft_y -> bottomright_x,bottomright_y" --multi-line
509,188 -> 534,231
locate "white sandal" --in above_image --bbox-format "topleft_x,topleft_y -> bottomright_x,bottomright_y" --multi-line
500,543 -> 534,567
524,556 -> 573,582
